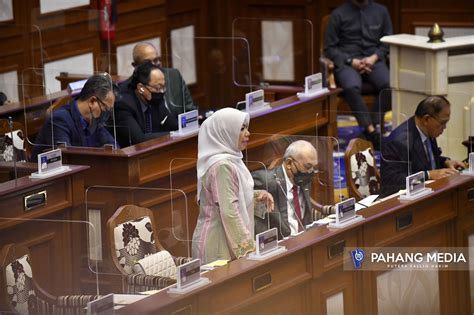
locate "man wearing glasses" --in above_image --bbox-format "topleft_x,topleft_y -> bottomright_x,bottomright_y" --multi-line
32,74 -> 117,161
120,43 -> 195,117
380,95 -> 465,197
252,140 -> 334,238
114,61 -> 181,147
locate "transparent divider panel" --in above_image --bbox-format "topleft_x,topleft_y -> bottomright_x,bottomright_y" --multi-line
21,70 -> 120,153
85,185 -> 190,295
0,217 -> 98,313
30,8 -> 112,94
243,133 -> 340,237
164,36 -> 252,112
232,17 -> 315,89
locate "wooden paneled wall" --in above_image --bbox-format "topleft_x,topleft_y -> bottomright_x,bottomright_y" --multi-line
0,0 -> 472,109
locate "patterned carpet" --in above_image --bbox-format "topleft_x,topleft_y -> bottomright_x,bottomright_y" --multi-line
333,112 -> 392,201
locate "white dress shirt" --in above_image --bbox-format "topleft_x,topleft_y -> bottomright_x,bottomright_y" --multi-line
282,166 -> 306,235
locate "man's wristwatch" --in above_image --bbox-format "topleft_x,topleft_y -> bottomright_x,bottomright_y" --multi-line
345,58 -> 352,66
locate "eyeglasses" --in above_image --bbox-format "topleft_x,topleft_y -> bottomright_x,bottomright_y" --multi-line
291,158 -> 319,174
144,84 -> 166,94
95,96 -> 113,113
429,115 -> 448,127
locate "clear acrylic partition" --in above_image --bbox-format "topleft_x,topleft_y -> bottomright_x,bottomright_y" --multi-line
96,53 -> 117,75
164,36 -> 252,112
20,71 -> 121,156
231,17 -> 315,89
379,88 -> 471,198
85,185 -> 190,296
243,134 -> 341,238
30,8 -> 112,93
0,217 -> 97,313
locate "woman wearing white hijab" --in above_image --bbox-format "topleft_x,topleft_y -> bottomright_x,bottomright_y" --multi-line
192,107 -> 273,264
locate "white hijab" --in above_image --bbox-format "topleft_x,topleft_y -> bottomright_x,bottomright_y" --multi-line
197,107 -> 254,230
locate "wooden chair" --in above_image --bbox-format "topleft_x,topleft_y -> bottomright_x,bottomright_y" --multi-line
320,14 -> 377,116
0,120 -> 30,162
344,138 -> 381,200
106,205 -> 190,294
0,243 -> 99,314
46,95 -> 72,115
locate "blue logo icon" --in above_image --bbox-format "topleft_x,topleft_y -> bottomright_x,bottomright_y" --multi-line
351,248 -> 365,269
181,116 -> 187,128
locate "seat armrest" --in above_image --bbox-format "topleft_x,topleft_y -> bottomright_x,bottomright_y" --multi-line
319,57 -> 337,89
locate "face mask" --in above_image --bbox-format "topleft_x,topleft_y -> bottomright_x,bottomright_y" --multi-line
148,92 -> 164,106
88,107 -> 110,134
293,170 -> 314,187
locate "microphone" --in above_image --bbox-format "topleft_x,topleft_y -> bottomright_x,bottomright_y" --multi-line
274,173 -> 307,234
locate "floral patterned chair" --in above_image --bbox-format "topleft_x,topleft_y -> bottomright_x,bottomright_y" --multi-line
0,243 -> 99,315
107,205 -> 190,294
344,138 -> 381,200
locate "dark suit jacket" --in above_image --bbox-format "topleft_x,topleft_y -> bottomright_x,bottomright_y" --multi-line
113,85 -> 178,147
118,67 -> 195,117
380,116 -> 448,196
252,166 -> 313,239
31,101 -> 115,161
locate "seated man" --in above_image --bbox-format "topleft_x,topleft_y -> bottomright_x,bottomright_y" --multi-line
114,61 -> 182,146
380,95 -> 465,196
252,140 -> 334,238
120,42 -> 195,115
32,74 -> 116,161
324,0 -> 392,148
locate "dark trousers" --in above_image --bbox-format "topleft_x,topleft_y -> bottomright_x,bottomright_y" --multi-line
335,61 -> 391,129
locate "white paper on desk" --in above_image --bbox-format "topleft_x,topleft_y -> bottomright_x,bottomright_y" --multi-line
114,294 -> 147,305
357,195 -> 379,208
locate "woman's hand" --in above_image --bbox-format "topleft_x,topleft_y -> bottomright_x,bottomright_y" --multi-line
255,190 -> 274,212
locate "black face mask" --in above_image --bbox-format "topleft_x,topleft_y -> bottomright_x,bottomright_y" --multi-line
88,108 -> 110,134
293,169 -> 314,187
148,92 -> 164,106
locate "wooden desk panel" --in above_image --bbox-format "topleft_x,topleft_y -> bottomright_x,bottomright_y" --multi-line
0,165 -> 88,296
116,175 -> 474,315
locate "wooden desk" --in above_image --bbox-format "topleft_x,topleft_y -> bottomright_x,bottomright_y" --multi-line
55,73 -> 128,91
117,174 -> 474,315
0,165 -> 89,296
56,90 -> 340,293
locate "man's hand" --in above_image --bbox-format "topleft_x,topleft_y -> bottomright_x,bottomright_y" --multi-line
428,168 -> 459,180
445,159 -> 466,170
351,58 -> 372,74
362,54 -> 379,67
255,190 -> 274,212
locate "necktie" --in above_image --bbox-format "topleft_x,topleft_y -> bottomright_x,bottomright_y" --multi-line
292,185 -> 303,222
424,138 -> 436,170
145,106 -> 152,133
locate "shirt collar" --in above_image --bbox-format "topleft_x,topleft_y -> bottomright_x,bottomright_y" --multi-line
415,122 -> 429,143
282,163 -> 296,193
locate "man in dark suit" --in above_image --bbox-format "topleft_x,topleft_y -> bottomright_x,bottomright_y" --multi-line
380,95 -> 465,196
32,74 -> 116,161
114,61 -> 180,147
324,0 -> 392,149
120,43 -> 195,116
252,140 -> 334,238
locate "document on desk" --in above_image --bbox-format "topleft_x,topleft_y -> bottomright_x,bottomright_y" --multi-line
356,194 -> 379,210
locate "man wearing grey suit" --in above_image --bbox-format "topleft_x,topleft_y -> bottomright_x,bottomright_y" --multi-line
252,140 -> 334,238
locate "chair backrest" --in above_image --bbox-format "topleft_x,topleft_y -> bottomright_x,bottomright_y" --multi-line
344,138 -> 381,200
107,205 -> 165,275
0,120 -> 30,162
0,244 -> 36,314
46,95 -> 72,116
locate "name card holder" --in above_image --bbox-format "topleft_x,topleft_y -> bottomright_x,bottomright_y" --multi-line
170,110 -> 199,137
297,73 -> 329,100
245,89 -> 271,114
168,259 -> 210,295
461,152 -> 474,176
248,228 -> 287,261
399,171 -> 433,201
30,149 -> 70,179
328,197 -> 364,229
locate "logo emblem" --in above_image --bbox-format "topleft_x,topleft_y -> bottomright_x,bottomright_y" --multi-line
351,248 -> 365,269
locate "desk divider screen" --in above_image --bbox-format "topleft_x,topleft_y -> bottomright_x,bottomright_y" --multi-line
85,185 -> 190,296
231,17 -> 315,90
